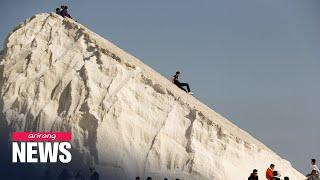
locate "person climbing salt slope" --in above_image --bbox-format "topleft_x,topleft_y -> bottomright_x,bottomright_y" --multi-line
172,71 -> 193,95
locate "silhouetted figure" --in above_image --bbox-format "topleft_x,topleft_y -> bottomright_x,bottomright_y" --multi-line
284,177 -> 289,180
164,178 -> 168,180
172,71 -> 193,94
58,169 -> 72,180
89,167 -> 99,180
55,8 -> 61,15
312,159 -> 320,174
147,177 -> 152,180
307,159 -> 320,177
60,5 -> 72,19
136,177 -> 140,180
248,169 -> 259,180
266,164 -> 275,180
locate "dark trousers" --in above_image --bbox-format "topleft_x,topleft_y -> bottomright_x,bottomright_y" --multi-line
175,82 -> 191,92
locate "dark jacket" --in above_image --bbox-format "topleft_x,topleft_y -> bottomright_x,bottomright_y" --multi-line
60,8 -> 72,18
248,174 -> 259,180
172,75 -> 180,84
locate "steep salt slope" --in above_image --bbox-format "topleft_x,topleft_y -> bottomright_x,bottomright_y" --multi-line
0,13 -> 304,179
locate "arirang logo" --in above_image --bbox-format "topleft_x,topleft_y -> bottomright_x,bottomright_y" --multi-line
11,132 -> 72,163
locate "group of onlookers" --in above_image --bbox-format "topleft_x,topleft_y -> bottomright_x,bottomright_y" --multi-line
248,164 -> 288,180
55,5 -> 72,19
47,158 -> 319,179
134,159 -> 320,180
248,159 -> 320,180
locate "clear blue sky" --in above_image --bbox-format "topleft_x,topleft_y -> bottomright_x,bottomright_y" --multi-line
1,0 -> 319,174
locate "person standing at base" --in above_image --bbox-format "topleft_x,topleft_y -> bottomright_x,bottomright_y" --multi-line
307,170 -> 320,180
266,164 -> 275,180
172,71 -> 193,95
312,159 -> 320,174
248,169 -> 259,180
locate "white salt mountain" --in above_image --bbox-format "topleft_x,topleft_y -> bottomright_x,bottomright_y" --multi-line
0,13 -> 304,179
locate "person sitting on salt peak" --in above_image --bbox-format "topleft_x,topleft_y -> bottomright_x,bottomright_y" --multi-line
55,8 -> 61,15
60,5 -> 72,19
248,169 -> 259,180
172,71 -> 193,95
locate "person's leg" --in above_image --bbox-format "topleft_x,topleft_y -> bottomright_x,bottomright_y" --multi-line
178,85 -> 188,92
174,82 -> 187,92
180,83 -> 191,92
